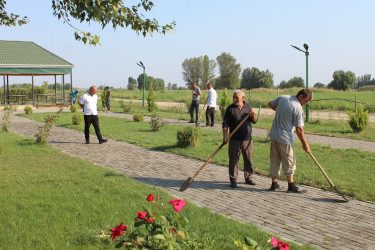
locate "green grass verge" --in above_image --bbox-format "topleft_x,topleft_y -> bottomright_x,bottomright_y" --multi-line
21,113 -> 375,202
110,100 -> 375,142
111,88 -> 375,112
0,132 -> 312,249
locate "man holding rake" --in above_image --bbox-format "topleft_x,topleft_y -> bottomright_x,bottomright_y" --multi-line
222,90 -> 258,188
268,89 -> 311,193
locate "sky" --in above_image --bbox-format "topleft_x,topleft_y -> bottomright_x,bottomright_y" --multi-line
2,0 -> 375,89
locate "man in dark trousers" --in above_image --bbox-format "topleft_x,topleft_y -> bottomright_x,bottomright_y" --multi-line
268,89 -> 311,193
105,86 -> 111,112
222,90 -> 258,188
79,85 -> 108,144
188,82 -> 201,124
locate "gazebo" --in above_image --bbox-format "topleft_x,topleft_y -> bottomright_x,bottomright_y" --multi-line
0,40 -> 74,107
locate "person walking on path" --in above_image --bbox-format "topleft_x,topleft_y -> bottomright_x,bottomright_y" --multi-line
188,82 -> 201,124
105,86 -> 111,112
205,83 -> 217,127
222,90 -> 258,188
268,89 -> 311,193
79,86 -> 108,145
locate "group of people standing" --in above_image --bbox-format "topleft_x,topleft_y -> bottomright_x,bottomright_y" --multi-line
188,82 -> 311,193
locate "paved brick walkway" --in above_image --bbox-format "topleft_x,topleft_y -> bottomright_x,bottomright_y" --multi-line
6,111 -> 375,249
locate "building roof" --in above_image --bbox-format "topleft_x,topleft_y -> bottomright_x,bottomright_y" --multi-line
0,40 -> 74,75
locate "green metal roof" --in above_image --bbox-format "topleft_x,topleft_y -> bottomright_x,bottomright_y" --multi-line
0,40 -> 74,75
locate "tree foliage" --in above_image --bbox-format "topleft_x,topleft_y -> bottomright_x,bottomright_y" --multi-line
0,0 -> 175,46
215,52 -> 241,89
137,74 -> 165,91
327,70 -> 356,91
313,82 -> 325,88
354,74 -> 375,89
279,76 -> 305,89
240,67 -> 273,89
127,77 -> 138,90
181,55 -> 216,89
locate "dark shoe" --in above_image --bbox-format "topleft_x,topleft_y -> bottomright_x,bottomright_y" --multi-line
287,183 -> 307,193
210,124 -> 214,127
99,139 -> 108,144
206,123 -> 210,126
269,182 -> 280,191
188,120 -> 194,123
230,181 -> 237,188
245,180 -> 256,185
85,140 -> 90,144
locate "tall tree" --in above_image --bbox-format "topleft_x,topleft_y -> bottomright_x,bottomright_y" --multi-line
216,52 -> 241,89
355,74 -> 374,89
327,70 -> 356,91
0,0 -> 175,46
200,55 -> 216,89
127,76 -> 137,90
182,57 -> 202,88
241,67 -> 273,89
137,74 -> 164,91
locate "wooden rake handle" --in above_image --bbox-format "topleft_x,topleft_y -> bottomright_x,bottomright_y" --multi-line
191,111 -> 252,180
308,151 -> 336,188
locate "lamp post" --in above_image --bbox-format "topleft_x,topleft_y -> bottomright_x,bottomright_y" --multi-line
136,61 -> 146,107
291,44 -> 310,123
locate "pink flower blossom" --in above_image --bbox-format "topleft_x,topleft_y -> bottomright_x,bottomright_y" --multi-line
147,216 -> 154,223
167,199 -> 187,212
271,237 -> 289,250
135,212 -> 148,220
109,222 -> 127,241
147,194 -> 154,202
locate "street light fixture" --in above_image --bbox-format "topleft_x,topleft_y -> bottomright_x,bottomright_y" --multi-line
136,61 -> 146,107
291,43 -> 310,123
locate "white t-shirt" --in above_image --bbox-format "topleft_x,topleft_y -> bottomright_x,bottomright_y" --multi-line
269,95 -> 304,145
207,88 -> 217,107
80,93 -> 98,115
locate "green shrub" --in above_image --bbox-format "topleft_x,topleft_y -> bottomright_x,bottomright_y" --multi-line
24,106 -> 33,115
177,126 -> 201,148
150,113 -> 166,131
2,106 -> 16,132
133,113 -> 144,122
219,88 -> 231,119
72,113 -> 83,125
120,100 -> 132,113
147,84 -> 157,112
70,104 -> 79,113
347,105 -> 369,133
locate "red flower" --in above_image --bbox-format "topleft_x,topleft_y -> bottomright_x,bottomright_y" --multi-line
135,212 -> 148,220
48,120 -> 52,123
147,216 -> 154,223
147,194 -> 154,202
167,199 -> 187,212
109,222 -> 127,241
271,237 -> 289,250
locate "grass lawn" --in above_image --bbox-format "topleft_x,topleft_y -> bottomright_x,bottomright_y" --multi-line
0,132 -> 313,249
110,88 -> 375,112
110,100 -> 375,142
21,112 -> 375,202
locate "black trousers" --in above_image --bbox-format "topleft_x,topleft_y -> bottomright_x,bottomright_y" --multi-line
189,100 -> 199,122
205,107 -> 215,125
84,115 -> 103,141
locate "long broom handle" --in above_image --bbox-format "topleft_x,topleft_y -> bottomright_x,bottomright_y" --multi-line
308,151 -> 336,188
196,97 -> 208,125
191,111 -> 252,180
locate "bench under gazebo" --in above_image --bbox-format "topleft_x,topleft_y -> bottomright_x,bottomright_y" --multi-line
0,40 -> 74,107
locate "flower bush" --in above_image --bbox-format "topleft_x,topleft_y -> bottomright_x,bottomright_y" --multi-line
1,105 -> 17,132
35,114 -> 59,144
233,236 -> 289,250
104,194 -> 212,249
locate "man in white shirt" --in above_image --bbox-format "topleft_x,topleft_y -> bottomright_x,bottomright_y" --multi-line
205,83 -> 217,126
79,86 -> 108,144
